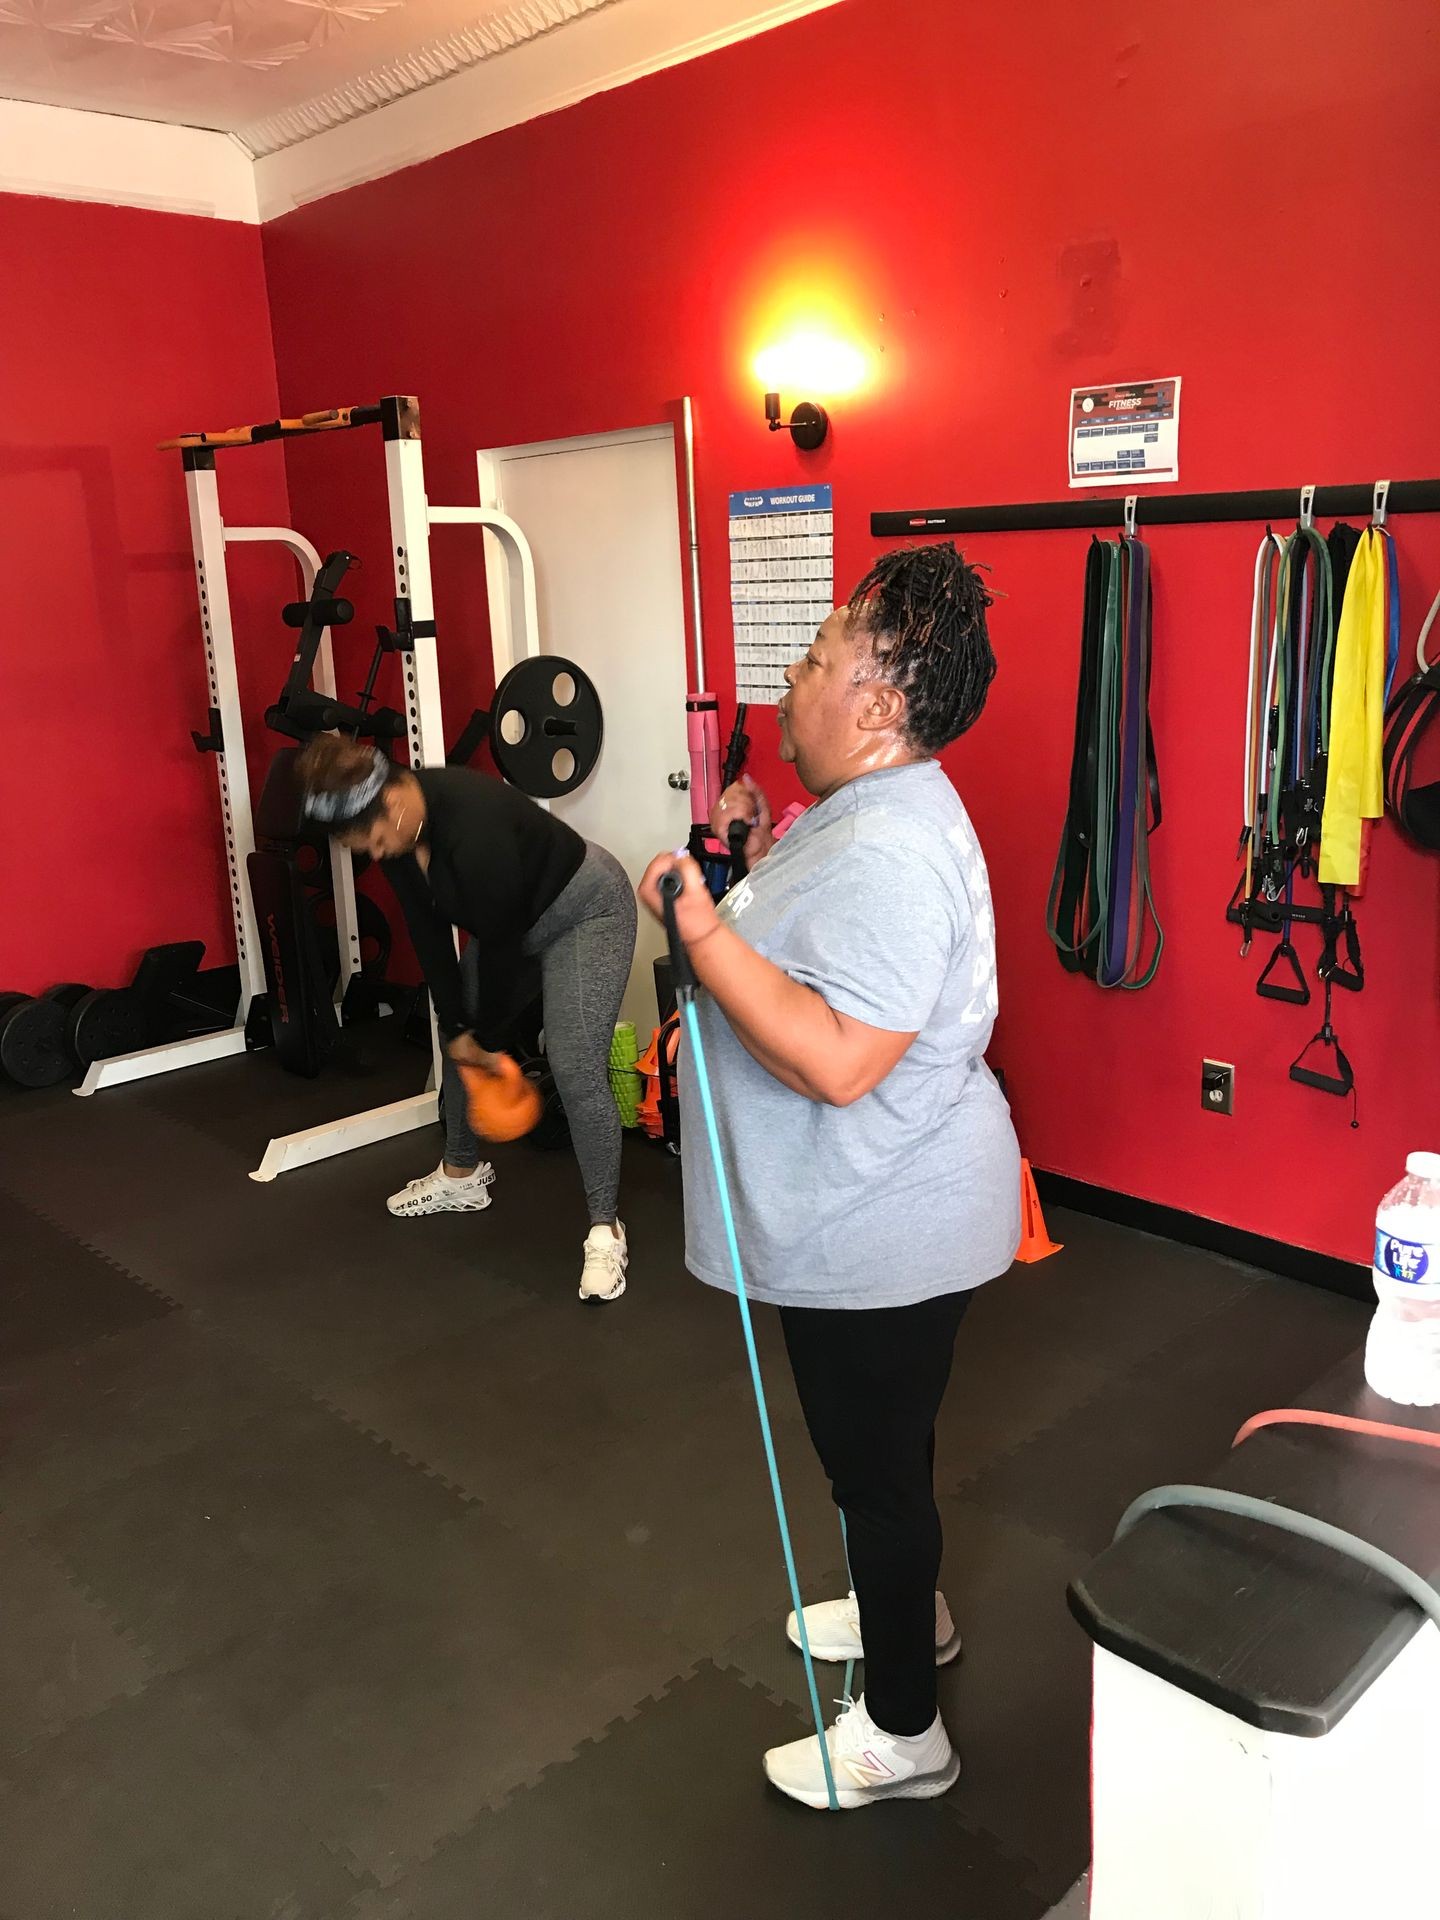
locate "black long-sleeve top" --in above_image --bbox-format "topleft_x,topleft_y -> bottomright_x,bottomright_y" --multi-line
381,767 -> 585,1046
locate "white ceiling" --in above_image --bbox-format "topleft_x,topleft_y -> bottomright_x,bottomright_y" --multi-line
0,0 -> 618,151
0,0 -> 846,215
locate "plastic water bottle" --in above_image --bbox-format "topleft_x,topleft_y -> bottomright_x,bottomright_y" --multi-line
1365,1152 -> 1440,1406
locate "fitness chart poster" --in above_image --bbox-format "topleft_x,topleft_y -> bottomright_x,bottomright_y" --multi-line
728,484 -> 834,703
1068,377 -> 1181,487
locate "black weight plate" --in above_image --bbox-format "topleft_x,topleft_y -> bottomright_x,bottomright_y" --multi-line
67,988 -> 154,1069
0,996 -> 72,1088
45,982 -> 93,1010
490,655 -> 603,800
312,891 -> 393,987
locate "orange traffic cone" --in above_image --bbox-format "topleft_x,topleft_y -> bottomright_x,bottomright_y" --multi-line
1015,1158 -> 1063,1263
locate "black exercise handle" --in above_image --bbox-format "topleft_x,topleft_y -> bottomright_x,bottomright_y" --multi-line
728,816 -> 750,883
658,870 -> 697,999
1256,939 -> 1311,1005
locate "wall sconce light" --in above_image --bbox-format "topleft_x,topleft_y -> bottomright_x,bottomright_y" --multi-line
764,391 -> 830,451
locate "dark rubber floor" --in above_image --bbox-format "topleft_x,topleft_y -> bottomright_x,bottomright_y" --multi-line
0,1029 -> 1367,1917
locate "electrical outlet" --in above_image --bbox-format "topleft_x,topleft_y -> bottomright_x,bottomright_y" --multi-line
1201,1060 -> 1235,1116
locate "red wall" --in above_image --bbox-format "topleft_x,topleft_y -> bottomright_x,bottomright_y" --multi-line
261,0 -> 1440,1263
0,193 -> 289,997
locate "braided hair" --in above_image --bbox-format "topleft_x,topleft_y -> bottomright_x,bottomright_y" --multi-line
847,542 -> 996,754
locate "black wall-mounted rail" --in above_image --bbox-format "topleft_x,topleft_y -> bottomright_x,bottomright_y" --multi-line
871,480 -> 1440,540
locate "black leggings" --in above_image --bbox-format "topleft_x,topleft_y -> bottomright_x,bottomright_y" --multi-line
780,1289 -> 971,1737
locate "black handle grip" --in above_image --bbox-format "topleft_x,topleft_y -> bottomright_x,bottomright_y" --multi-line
1290,1060 -> 1354,1096
727,816 -> 750,883
1256,939 -> 1311,1005
658,870 -> 697,997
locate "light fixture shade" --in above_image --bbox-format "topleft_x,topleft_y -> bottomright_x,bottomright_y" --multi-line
753,331 -> 866,397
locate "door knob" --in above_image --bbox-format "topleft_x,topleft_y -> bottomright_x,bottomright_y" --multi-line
668,769 -> 690,790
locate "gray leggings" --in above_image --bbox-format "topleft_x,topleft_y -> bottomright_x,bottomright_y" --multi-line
444,843 -> 637,1224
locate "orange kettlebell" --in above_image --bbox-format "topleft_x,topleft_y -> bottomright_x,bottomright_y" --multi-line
458,1053 -> 543,1143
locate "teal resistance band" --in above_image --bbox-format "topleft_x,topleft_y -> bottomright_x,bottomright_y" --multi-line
659,872 -> 841,1812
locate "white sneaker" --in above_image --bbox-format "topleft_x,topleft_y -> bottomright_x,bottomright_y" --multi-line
386,1162 -> 495,1218
786,1590 -> 961,1666
579,1221 -> 627,1302
764,1692 -> 960,1811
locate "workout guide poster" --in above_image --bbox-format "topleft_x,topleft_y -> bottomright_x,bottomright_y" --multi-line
728,484 -> 834,703
1068,377 -> 1181,487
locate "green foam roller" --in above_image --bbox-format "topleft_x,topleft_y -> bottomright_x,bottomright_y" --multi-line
608,1023 -> 642,1127
609,1021 -> 639,1069
610,1071 -> 642,1128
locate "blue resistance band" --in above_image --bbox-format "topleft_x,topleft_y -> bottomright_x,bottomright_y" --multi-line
660,873 -> 841,1812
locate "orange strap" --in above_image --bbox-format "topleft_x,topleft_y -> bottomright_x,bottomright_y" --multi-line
1233,1407 -> 1440,1453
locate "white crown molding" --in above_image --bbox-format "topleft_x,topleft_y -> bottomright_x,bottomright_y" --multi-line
252,0 -> 846,220
0,99 -> 259,222
239,0 -> 620,158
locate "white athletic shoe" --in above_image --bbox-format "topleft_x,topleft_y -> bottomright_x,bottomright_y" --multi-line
386,1162 -> 496,1218
579,1221 -> 628,1302
786,1590 -> 961,1666
764,1693 -> 960,1811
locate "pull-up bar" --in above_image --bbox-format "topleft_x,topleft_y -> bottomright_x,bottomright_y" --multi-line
158,395 -> 418,453
871,478 -> 1440,539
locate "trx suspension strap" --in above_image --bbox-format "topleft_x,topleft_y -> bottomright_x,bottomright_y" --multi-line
1047,532 -> 1163,988
1234,521 -> 1334,997
1235,529 -> 1283,951
658,874 -> 842,1812
1232,503 -> 1372,1107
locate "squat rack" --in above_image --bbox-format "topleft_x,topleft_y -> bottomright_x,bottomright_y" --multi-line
79,394 -> 547,1186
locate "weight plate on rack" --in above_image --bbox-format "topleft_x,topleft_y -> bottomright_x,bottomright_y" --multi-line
67,987 -> 154,1069
489,655 -> 603,799
0,995 -> 73,1088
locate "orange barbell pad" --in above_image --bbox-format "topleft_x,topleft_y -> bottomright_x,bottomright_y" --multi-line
458,1055 -> 543,1143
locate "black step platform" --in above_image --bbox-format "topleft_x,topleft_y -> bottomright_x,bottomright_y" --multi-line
1068,1352 -> 1440,1737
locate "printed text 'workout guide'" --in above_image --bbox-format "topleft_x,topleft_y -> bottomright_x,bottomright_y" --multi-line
729,485 -> 834,703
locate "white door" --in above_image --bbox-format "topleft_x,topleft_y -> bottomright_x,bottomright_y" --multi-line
477,426 -> 692,1033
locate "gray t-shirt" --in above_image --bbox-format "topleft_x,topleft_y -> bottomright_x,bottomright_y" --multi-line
680,759 -> 1021,1311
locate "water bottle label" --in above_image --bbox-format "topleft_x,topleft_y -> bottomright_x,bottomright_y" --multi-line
1376,1231 -> 1431,1284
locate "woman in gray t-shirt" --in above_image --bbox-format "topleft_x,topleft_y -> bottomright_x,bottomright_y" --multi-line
640,543 -> 1020,1811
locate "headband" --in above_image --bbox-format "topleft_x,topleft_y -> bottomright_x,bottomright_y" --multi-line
301,747 -> 390,824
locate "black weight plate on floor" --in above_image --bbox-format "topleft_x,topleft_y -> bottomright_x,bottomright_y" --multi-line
45,983 -> 92,1010
0,995 -> 73,1088
46,984 -> 94,1071
67,988 -> 154,1069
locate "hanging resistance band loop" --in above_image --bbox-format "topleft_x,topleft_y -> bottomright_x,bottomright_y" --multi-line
1047,535 -> 1163,988
657,874 -> 840,1812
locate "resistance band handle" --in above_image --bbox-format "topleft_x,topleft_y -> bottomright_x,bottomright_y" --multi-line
1256,939 -> 1311,1004
727,816 -> 750,884
658,871 -> 698,998
1289,1046 -> 1355,1097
